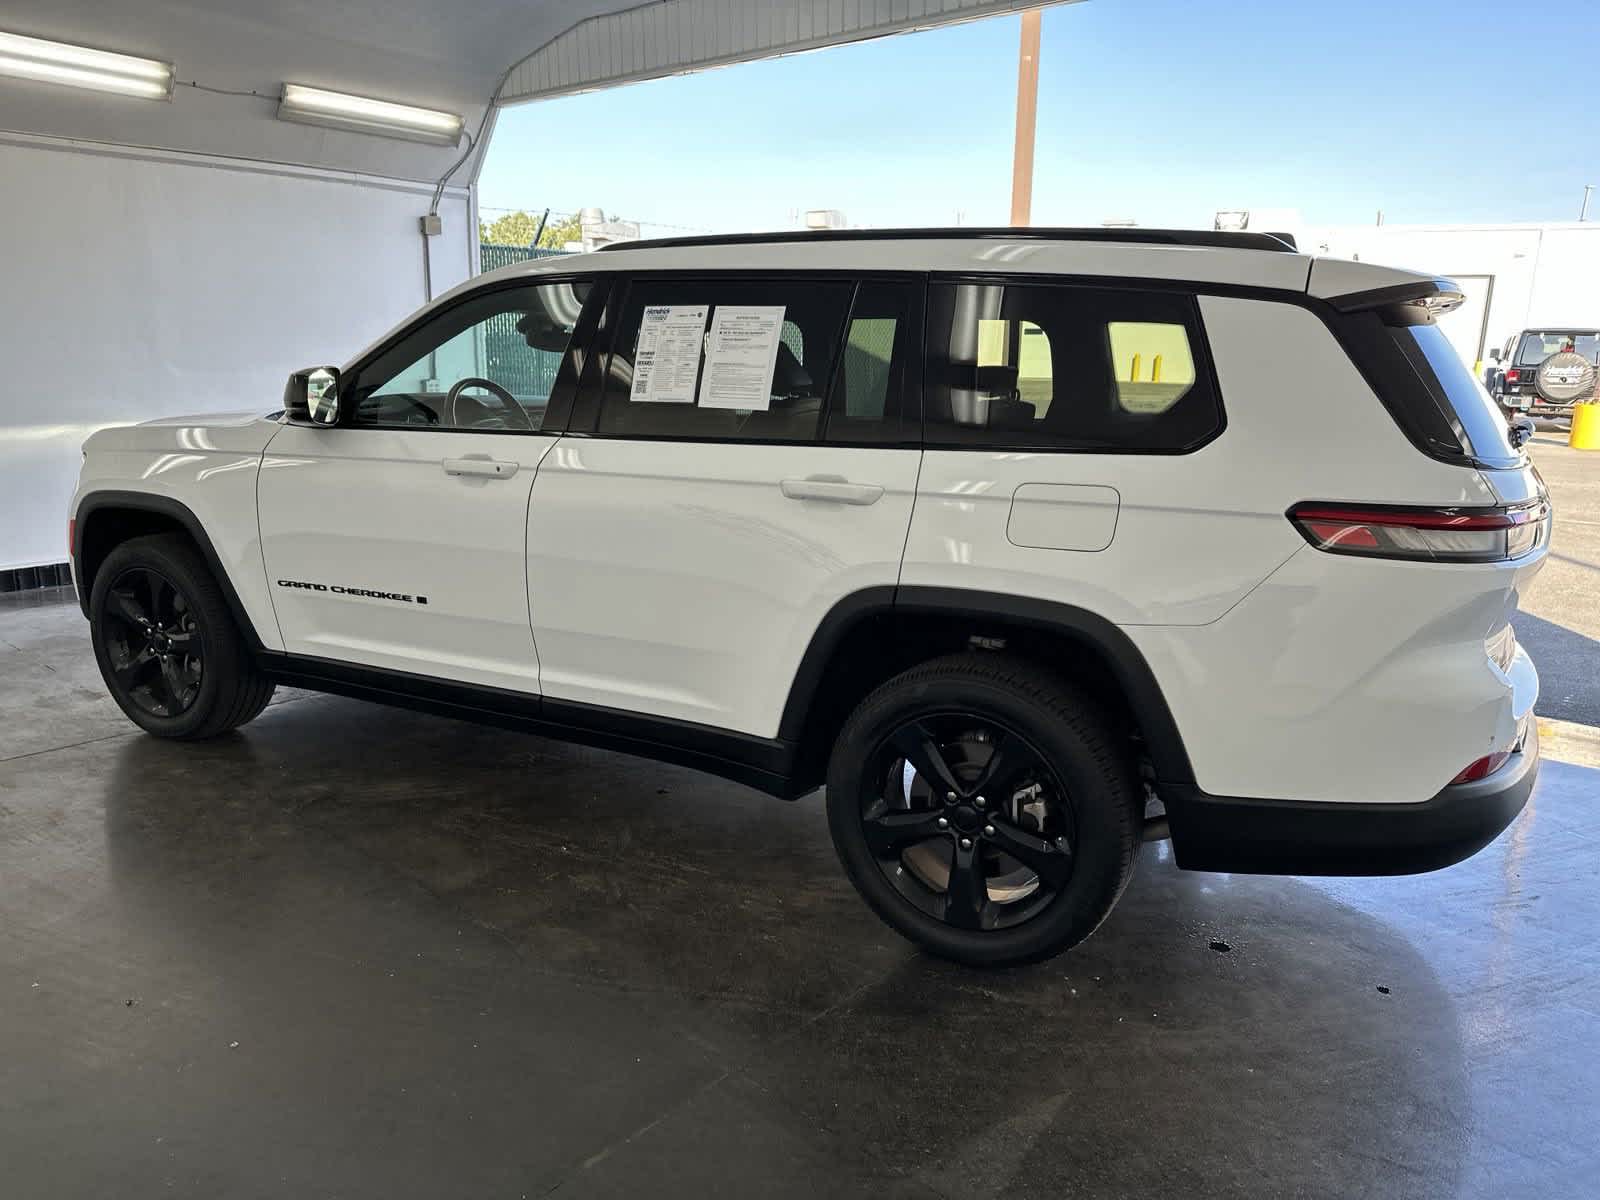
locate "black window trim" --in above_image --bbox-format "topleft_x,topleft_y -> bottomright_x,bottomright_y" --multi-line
558,269 -> 928,450
311,264 -> 1504,469
921,272 -> 1229,457
329,272 -> 606,438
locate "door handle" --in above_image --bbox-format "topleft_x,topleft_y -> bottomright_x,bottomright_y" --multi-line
443,457 -> 519,480
780,476 -> 884,506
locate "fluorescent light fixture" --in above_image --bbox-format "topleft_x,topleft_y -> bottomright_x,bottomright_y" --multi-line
278,83 -> 463,146
0,29 -> 172,99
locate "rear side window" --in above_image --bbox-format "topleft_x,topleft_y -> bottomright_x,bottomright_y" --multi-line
1390,320 -> 1518,466
823,281 -> 921,444
1341,304 -> 1521,469
589,279 -> 851,442
924,282 -> 1222,451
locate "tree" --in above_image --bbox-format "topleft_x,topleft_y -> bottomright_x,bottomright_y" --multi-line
479,210 -> 585,249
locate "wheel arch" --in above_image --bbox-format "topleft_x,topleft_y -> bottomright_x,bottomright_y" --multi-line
779,586 -> 1197,793
74,491 -> 266,651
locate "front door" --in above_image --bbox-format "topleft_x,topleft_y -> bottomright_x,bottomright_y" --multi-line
258,276 -> 592,692
526,275 -> 924,737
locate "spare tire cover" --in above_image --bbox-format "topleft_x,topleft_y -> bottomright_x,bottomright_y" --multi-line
1535,351 -> 1598,403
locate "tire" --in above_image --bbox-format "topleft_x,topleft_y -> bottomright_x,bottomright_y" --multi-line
89,533 -> 274,739
826,653 -> 1141,967
1534,351 -> 1598,405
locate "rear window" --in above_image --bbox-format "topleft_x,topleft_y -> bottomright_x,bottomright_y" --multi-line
1391,320 -> 1520,467
1517,332 -> 1600,366
923,282 -> 1221,452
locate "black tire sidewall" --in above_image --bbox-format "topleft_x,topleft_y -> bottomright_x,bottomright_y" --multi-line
89,538 -> 239,738
827,662 -> 1138,966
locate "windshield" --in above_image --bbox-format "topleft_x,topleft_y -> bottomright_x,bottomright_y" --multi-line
1393,322 -> 1520,467
1517,331 -> 1600,366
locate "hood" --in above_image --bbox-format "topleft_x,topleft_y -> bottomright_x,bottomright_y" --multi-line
84,411 -> 283,457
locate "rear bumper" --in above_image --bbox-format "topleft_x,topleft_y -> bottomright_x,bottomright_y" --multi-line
1163,721 -> 1539,876
1502,393 -> 1575,416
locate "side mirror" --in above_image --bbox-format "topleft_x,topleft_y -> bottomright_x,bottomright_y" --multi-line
1489,348 -> 1502,363
284,366 -> 341,425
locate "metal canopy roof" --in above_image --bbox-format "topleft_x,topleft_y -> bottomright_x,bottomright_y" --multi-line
0,1 -> 1076,184
498,1 -> 1071,105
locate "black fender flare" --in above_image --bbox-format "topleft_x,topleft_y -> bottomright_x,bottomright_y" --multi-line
73,490 -> 268,651
777,585 -> 1196,786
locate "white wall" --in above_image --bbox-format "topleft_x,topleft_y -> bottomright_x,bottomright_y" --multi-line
1313,223 -> 1600,369
0,134 -> 472,570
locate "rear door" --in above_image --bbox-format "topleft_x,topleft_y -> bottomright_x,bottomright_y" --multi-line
526,274 -> 923,737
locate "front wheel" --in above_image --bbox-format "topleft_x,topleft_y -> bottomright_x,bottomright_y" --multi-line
826,654 -> 1142,967
90,533 -> 275,739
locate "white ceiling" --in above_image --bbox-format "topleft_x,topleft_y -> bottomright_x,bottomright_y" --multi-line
0,1 -> 1069,184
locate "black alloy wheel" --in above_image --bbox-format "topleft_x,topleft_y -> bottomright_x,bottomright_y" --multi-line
827,654 -> 1142,966
101,566 -> 204,718
859,713 -> 1075,933
89,533 -> 275,739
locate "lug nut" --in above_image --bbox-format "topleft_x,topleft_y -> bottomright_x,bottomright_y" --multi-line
937,817 -> 949,829
959,837 -> 973,850
945,791 -> 957,804
983,825 -> 995,837
974,795 -> 986,808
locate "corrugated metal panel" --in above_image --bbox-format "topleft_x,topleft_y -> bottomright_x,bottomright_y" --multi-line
499,0 -> 1079,104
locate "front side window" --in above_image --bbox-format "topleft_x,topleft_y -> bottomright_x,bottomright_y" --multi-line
349,280 -> 589,431
924,282 -> 1221,451
588,279 -> 852,442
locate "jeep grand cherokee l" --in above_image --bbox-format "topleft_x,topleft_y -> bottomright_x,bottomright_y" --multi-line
70,228 -> 1547,966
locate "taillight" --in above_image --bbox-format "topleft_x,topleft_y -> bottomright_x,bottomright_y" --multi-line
1452,752 -> 1510,784
1287,500 -> 1550,563
1505,368 -> 1521,383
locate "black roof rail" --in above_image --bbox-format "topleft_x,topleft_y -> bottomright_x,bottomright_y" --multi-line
596,226 -> 1299,254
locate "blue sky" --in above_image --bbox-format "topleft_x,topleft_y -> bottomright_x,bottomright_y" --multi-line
479,0 -> 1600,234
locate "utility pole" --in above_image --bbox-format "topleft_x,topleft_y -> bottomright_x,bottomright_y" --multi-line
1009,9 -> 1042,227
1582,185 -> 1594,222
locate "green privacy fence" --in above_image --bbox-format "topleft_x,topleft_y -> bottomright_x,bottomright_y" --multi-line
480,242 -> 572,274
478,243 -> 573,400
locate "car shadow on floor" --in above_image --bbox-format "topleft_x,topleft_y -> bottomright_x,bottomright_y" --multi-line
68,695 -> 1474,1197
1510,609 -> 1600,726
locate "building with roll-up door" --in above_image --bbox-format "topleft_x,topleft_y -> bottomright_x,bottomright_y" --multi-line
1308,221 -> 1600,375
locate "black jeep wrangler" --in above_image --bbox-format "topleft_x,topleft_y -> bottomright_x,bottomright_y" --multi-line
1484,328 -> 1600,418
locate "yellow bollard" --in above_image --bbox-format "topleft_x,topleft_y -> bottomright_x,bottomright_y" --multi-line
1570,402 -> 1600,450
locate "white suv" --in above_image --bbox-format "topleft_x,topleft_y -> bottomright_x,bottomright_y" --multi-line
69,229 -> 1548,966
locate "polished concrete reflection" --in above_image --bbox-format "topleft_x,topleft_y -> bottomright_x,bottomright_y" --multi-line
2,591 -> 1596,1198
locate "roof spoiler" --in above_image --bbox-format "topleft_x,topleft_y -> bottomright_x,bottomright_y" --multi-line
1328,278 -> 1465,317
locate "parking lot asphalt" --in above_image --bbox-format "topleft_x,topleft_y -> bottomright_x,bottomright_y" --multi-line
1514,434 -> 1600,728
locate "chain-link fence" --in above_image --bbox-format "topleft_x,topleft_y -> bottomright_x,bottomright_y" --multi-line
477,244 -> 574,400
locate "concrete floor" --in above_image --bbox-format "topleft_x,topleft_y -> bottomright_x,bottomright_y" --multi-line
5,455 -> 1600,1198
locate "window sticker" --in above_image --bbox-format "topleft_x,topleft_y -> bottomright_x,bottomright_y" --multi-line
698,305 -> 786,411
630,304 -> 709,403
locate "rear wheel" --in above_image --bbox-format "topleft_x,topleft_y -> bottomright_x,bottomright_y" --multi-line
826,654 -> 1141,966
90,534 -> 274,739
